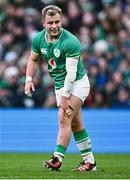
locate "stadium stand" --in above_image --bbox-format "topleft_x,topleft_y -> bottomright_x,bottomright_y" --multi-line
0,0 -> 130,108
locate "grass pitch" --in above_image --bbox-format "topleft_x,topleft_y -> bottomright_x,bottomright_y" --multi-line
0,153 -> 130,179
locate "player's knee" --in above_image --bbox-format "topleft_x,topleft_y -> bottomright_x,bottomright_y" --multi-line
58,108 -> 70,127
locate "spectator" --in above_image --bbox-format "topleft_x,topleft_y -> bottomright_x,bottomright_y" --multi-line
0,0 -> 130,108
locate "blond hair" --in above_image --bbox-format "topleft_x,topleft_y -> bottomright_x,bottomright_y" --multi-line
42,5 -> 62,22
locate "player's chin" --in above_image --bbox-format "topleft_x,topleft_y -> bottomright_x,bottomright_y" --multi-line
51,32 -> 59,37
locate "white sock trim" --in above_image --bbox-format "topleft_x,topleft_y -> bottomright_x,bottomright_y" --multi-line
83,153 -> 95,164
54,153 -> 64,162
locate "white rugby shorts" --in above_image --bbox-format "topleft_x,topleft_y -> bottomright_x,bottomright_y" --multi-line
55,74 -> 90,106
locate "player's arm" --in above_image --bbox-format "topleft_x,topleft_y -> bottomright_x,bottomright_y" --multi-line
62,57 -> 78,97
60,37 -> 80,116
24,51 -> 39,97
60,57 -> 78,116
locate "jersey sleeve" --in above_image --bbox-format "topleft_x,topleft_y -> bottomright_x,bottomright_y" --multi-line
31,35 -> 40,54
65,37 -> 81,58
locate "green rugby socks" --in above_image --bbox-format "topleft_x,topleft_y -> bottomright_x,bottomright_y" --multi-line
74,129 -> 94,163
54,144 -> 67,162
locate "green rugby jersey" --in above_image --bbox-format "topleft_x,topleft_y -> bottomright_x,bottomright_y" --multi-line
32,28 -> 85,90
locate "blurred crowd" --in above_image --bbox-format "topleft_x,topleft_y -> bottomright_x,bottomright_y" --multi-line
0,0 -> 130,108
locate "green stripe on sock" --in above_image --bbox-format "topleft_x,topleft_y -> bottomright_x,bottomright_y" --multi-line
73,129 -> 89,141
55,144 -> 67,156
76,137 -> 89,144
80,148 -> 92,155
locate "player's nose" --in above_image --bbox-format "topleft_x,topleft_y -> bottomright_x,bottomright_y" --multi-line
52,23 -> 57,28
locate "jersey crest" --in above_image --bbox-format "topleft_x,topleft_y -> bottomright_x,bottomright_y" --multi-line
48,58 -> 57,69
54,48 -> 60,58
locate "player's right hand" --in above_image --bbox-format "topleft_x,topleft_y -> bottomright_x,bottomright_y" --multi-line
60,96 -> 73,118
65,107 -> 72,118
24,81 -> 35,97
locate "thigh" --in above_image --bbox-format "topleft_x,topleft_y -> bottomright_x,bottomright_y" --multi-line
72,74 -> 90,104
69,95 -> 83,111
55,74 -> 90,107
58,95 -> 83,123
66,95 -> 83,120
55,89 -> 83,108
